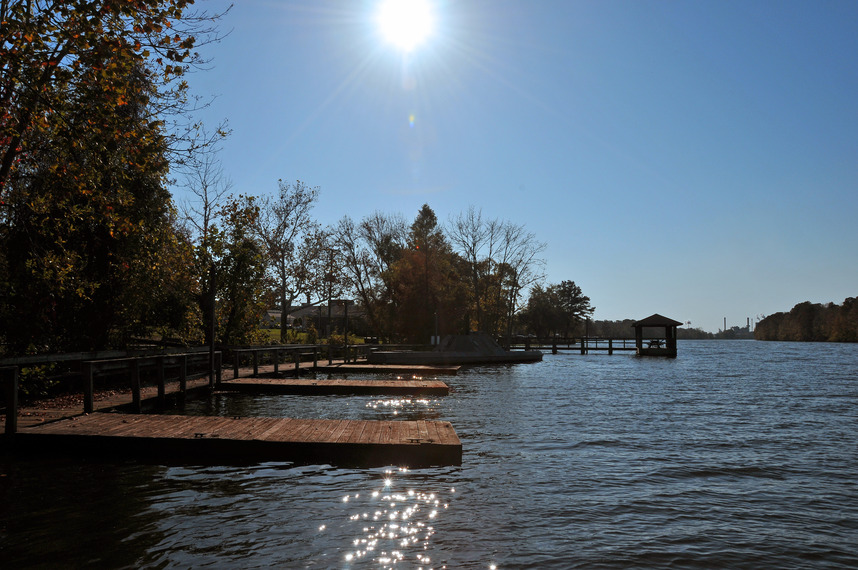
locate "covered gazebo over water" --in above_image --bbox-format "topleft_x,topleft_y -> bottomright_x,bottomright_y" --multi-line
632,314 -> 683,357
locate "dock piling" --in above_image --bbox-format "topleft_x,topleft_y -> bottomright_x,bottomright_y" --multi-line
2,366 -> 17,435
82,361 -> 94,414
157,356 -> 166,406
131,358 -> 142,413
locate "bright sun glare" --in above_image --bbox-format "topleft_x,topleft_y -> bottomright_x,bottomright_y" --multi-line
377,0 -> 434,52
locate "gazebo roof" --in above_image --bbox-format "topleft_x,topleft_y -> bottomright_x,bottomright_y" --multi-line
632,314 -> 684,328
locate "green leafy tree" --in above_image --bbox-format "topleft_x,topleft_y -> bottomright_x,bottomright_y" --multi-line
205,195 -> 269,346
519,284 -> 561,338
519,281 -> 593,338
555,280 -> 594,337
0,59 -> 193,351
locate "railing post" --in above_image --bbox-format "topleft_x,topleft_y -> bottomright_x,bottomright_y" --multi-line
180,354 -> 188,394
209,349 -> 216,389
131,358 -> 141,414
2,366 -> 18,435
253,350 -> 259,377
82,361 -> 94,414
580,337 -> 586,355
215,352 -> 222,387
313,346 -> 318,368
294,349 -> 300,372
157,356 -> 166,407
273,348 -> 279,375
233,350 -> 240,380
328,343 -> 332,365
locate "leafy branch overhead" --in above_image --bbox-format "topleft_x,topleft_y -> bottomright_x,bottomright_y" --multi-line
0,0 -> 230,192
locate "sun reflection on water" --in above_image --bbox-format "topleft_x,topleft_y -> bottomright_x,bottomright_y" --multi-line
365,397 -> 435,416
337,467 -> 456,568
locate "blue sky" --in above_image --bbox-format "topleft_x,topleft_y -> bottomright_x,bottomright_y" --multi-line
178,0 -> 858,332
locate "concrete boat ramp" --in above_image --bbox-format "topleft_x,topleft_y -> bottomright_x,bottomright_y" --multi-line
8,413 -> 462,467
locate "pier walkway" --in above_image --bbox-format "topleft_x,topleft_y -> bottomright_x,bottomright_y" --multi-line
7,413 -> 462,467
1,356 -> 462,466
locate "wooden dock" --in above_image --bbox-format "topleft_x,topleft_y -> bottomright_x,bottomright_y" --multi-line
219,377 -> 450,396
5,413 -> 462,467
312,363 -> 461,375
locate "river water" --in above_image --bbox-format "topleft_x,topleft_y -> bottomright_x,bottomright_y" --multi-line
1,340 -> 857,568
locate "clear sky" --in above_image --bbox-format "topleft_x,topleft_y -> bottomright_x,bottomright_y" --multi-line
177,0 -> 858,333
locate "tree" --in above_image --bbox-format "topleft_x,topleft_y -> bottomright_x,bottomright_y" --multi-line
448,206 -> 500,333
494,220 -> 546,343
0,58 -> 192,351
334,211 -> 407,340
555,280 -> 594,337
179,142 -> 233,248
448,206 -> 546,339
254,179 -> 320,342
755,297 -> 858,343
180,150 -> 233,346
519,281 -> 593,339
207,195 -> 269,346
0,0 -> 226,192
519,284 -> 561,338
0,1 -> 227,353
389,204 -> 467,342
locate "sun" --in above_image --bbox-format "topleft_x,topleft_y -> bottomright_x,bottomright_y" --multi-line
376,0 -> 435,53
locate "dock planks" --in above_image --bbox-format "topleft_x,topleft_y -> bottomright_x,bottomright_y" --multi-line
218,377 -> 449,396
311,363 -> 460,375
6,413 -> 462,467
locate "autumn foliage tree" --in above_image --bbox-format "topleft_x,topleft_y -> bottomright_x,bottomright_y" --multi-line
0,1 -> 225,353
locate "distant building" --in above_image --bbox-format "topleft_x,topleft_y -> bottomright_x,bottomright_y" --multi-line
263,304 -> 367,334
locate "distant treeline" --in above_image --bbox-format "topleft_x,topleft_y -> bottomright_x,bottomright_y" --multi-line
754,298 -> 858,342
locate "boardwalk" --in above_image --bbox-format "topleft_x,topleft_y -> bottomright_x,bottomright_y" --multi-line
7,413 -> 462,467
220,377 -> 450,396
311,362 -> 461,375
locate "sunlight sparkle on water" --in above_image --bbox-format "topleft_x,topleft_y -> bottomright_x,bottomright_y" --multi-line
338,469 -> 455,567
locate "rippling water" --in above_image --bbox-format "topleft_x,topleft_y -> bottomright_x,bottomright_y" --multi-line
2,340 -> 857,568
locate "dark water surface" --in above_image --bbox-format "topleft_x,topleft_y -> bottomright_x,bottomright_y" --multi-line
2,340 -> 857,568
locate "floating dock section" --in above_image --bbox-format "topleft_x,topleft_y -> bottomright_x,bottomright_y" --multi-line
4,413 -> 462,467
219,377 -> 450,396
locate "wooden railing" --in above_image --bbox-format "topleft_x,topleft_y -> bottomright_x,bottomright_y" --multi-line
229,343 -> 380,379
81,352 -> 221,414
1,342 -> 408,435
231,345 -> 319,378
506,337 -> 638,354
1,352 -> 221,435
